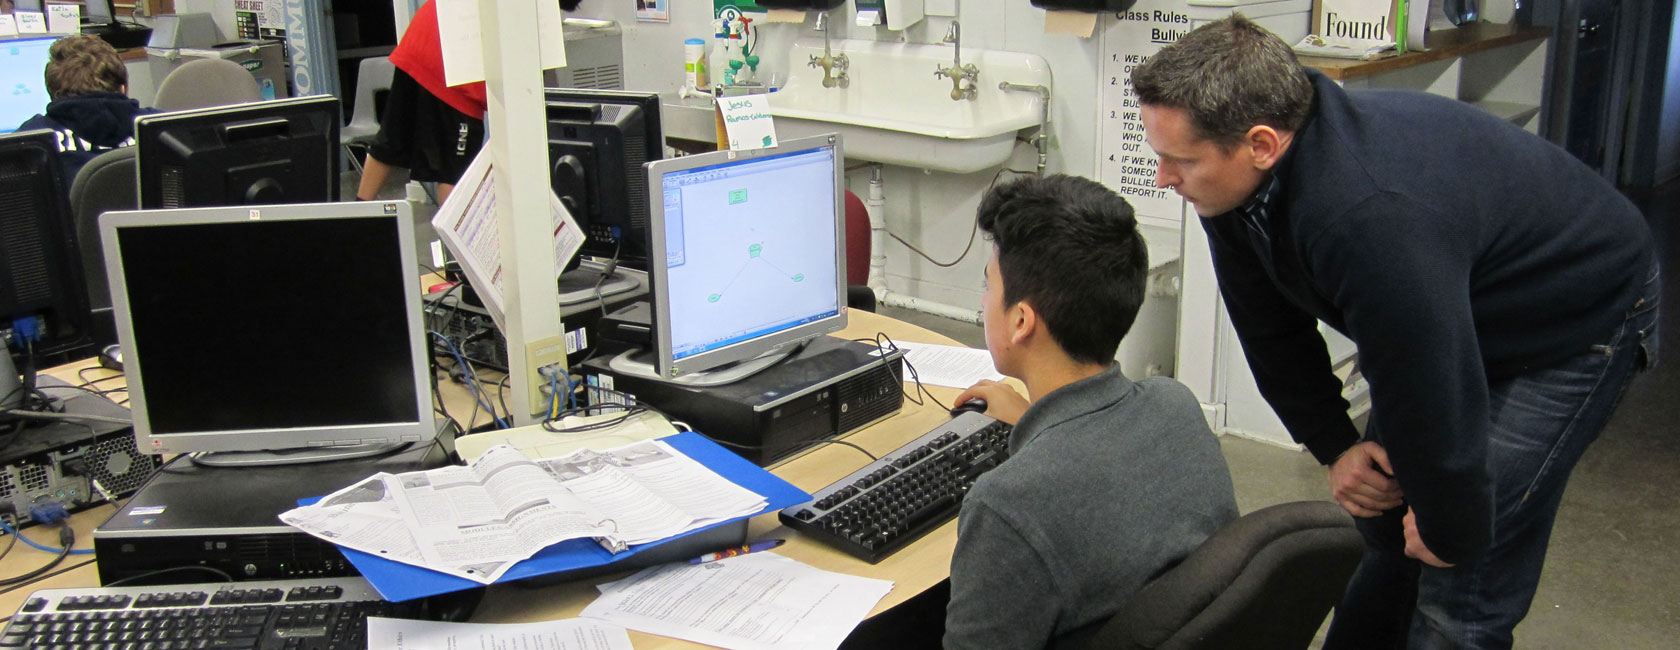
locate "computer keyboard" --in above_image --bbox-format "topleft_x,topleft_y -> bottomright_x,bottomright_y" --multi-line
2,576 -> 424,650
779,411 -> 1012,563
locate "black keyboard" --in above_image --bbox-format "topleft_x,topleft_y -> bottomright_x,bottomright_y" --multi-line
779,411 -> 1012,563
2,577 -> 424,650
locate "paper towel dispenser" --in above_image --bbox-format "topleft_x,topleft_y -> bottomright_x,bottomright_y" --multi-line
1029,0 -> 1138,11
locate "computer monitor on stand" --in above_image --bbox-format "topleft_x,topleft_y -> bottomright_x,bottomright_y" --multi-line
606,134 -> 846,387
99,201 -> 438,466
544,89 -> 663,305
136,96 -> 340,209
0,130 -> 92,417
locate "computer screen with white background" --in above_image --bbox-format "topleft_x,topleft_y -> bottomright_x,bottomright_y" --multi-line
659,145 -> 841,363
0,37 -> 58,135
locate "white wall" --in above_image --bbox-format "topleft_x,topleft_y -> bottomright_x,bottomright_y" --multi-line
1659,6 -> 1680,184
568,1 -> 1109,313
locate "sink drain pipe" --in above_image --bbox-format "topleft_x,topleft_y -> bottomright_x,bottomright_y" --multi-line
862,165 -> 983,325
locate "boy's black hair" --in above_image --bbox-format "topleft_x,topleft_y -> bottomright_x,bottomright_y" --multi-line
977,175 -> 1146,365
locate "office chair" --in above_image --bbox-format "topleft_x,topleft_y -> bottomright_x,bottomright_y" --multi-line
69,147 -> 139,347
153,58 -> 265,112
341,56 -> 395,174
1072,500 -> 1363,650
843,189 -> 876,312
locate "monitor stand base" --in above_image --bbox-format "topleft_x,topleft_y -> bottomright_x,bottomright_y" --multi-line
188,442 -> 414,468
604,341 -> 806,388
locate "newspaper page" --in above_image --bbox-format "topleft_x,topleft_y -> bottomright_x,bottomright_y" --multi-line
281,439 -> 767,585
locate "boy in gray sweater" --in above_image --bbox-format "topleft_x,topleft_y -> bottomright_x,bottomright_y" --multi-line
944,175 -> 1239,649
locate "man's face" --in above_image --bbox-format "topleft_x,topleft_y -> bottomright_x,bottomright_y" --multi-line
1140,104 -> 1268,217
981,246 -> 1018,377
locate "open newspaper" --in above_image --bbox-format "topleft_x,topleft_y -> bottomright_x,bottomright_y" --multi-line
280,439 -> 768,585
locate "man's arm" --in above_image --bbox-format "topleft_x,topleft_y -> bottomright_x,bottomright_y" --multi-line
1205,219 -> 1361,464
945,500 -> 1060,650
1309,196 -> 1494,565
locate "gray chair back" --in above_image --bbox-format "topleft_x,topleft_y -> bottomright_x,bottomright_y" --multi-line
69,147 -> 139,345
1075,501 -> 1363,650
154,58 -> 265,112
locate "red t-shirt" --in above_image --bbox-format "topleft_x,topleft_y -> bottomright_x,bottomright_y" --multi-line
389,0 -> 488,120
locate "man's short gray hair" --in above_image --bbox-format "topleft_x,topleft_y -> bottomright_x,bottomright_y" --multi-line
1130,15 -> 1313,149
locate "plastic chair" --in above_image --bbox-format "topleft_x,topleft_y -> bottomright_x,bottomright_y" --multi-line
68,147 -> 139,347
341,56 -> 395,174
843,189 -> 875,312
153,58 -> 264,112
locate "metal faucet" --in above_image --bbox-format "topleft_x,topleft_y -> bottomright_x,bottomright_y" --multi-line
808,11 -> 849,89
934,20 -> 979,101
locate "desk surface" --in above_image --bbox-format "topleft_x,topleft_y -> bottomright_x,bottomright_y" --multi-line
9,309 -> 989,647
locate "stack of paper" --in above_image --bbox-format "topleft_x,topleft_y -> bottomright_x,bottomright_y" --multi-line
368,617 -> 632,650
581,552 -> 894,650
281,439 -> 768,585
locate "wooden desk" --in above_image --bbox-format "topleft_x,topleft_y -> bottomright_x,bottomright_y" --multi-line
7,309 -> 985,647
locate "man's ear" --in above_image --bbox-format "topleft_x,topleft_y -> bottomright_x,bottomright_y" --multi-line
1246,125 -> 1292,171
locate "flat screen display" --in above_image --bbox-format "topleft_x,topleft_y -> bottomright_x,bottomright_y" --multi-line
0,37 -> 59,135
651,139 -> 843,375
102,203 -> 434,456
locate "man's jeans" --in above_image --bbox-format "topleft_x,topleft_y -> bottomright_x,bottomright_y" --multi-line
1325,266 -> 1660,650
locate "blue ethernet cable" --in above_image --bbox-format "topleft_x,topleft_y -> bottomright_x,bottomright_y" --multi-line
429,331 -> 508,429
0,517 -> 94,555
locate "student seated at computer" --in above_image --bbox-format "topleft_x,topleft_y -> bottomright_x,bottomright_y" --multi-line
16,34 -> 157,190
939,175 -> 1239,649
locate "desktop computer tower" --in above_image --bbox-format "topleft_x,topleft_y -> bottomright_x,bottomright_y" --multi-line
92,432 -> 453,585
580,338 -> 906,466
0,378 -> 161,526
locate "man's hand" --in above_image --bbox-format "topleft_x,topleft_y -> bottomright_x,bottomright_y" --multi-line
1403,509 -> 1454,568
1327,441 -> 1404,517
954,380 -> 1029,425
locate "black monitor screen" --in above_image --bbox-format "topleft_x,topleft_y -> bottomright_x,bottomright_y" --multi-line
114,217 -> 417,434
137,96 -> 340,209
546,89 -> 662,270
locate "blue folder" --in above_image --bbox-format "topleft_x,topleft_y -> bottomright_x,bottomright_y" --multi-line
302,431 -> 811,601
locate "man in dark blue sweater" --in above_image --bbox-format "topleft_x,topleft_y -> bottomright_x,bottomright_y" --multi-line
1131,15 -> 1656,649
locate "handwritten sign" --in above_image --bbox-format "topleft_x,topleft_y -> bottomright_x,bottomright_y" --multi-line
15,12 -> 48,34
45,4 -> 80,34
719,94 -> 777,150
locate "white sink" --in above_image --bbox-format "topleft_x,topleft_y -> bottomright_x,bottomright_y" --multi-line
767,39 -> 1051,173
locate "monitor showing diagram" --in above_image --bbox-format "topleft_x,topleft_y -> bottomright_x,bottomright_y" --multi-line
0,37 -> 59,135
644,135 -> 846,380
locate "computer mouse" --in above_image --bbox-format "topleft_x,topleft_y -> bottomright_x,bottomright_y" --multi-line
98,344 -> 124,372
949,398 -> 988,418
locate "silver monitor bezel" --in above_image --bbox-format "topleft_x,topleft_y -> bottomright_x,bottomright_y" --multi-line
99,201 -> 436,455
643,133 -> 848,379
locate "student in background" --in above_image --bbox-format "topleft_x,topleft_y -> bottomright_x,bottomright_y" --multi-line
355,0 -> 583,204
17,34 -> 157,189
1131,16 -> 1656,649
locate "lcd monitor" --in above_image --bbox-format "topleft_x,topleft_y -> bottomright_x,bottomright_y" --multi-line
626,134 -> 846,383
0,37 -> 59,135
136,95 -> 340,209
99,201 -> 436,464
545,88 -> 662,301
0,129 -> 91,412
82,0 -> 115,24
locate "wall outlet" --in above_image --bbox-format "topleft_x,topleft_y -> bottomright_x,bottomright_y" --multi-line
525,337 -> 568,417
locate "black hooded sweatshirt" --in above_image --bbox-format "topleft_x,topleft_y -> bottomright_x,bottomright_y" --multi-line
17,92 -> 157,190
